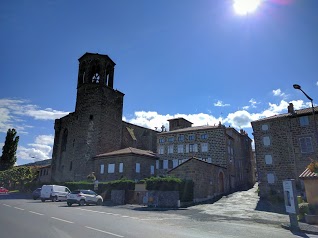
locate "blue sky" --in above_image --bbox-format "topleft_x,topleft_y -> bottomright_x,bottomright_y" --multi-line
0,0 -> 317,165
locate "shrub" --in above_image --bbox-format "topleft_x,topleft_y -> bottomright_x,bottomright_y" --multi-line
298,202 -> 309,221
142,176 -> 193,202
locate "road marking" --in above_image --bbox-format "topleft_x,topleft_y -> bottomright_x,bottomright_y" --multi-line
51,217 -> 74,224
14,207 -> 25,210
29,211 -> 44,215
85,226 -> 124,237
3,204 -> 11,207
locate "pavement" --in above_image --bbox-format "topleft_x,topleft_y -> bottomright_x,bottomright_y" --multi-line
118,183 -> 318,235
188,183 -> 318,235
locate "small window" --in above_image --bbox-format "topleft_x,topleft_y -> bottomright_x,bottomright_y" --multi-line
188,135 -> 195,140
89,115 -> 94,120
136,163 -> 140,173
163,160 -> 168,169
159,138 -> 165,143
299,116 -> 309,126
263,136 -> 271,146
156,160 -> 159,169
262,124 -> 269,131
189,144 -> 198,152
119,163 -> 123,173
299,137 -> 313,153
159,146 -> 164,155
108,164 -> 115,173
201,134 -> 208,139
207,157 -> 212,163
150,165 -> 154,175
168,145 -> 173,154
168,137 -> 174,142
100,164 -> 104,174
267,173 -> 275,184
265,155 -> 272,165
177,144 -> 184,153
178,135 -> 185,141
69,161 -> 73,171
201,143 -> 208,152
173,159 -> 178,168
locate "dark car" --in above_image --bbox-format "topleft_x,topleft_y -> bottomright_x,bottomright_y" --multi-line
32,188 -> 41,200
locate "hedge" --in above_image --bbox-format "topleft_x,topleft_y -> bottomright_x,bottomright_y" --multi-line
142,176 -> 194,202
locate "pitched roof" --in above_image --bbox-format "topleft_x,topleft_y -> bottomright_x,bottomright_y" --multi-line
160,125 -> 221,134
252,106 -> 318,123
94,147 -> 157,158
168,157 -> 227,173
299,168 -> 318,180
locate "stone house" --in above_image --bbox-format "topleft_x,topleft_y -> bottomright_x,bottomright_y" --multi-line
38,165 -> 51,183
157,118 -> 255,192
168,157 -> 228,201
51,53 -> 158,182
93,147 -> 157,181
251,103 -> 318,198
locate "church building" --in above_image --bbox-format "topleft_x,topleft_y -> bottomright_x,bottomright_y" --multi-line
51,53 -> 158,182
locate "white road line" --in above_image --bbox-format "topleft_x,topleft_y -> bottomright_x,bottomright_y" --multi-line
121,215 -> 129,218
3,204 -> 11,207
14,207 -> 25,210
85,226 -> 124,237
51,217 -> 74,224
29,211 -> 44,215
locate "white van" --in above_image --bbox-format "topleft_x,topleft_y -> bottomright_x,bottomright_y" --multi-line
40,185 -> 71,202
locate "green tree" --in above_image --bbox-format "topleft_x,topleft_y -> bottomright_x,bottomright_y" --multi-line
0,128 -> 19,171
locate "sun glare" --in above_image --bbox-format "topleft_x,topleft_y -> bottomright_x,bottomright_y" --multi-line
233,0 -> 262,15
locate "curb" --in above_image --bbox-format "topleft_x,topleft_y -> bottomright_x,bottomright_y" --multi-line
281,223 -> 318,235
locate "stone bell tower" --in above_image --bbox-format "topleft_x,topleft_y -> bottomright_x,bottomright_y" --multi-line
51,53 -> 125,182
75,53 -> 124,155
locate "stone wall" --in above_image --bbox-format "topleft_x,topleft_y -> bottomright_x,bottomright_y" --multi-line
252,109 -> 318,198
168,158 -> 228,200
147,191 -> 179,208
94,154 -> 156,182
111,190 -> 125,205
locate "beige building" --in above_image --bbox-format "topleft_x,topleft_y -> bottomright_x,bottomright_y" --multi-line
251,103 -> 318,198
157,118 -> 255,192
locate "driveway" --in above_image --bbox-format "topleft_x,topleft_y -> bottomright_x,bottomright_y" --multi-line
189,183 -> 290,226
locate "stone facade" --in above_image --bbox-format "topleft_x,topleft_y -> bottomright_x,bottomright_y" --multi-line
168,158 -> 228,201
93,147 -> 157,181
251,103 -> 318,198
51,53 -> 158,182
157,118 -> 254,191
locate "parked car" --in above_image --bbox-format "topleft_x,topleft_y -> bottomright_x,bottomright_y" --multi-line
66,189 -> 103,206
40,185 -> 71,202
0,187 -> 9,194
32,188 -> 41,200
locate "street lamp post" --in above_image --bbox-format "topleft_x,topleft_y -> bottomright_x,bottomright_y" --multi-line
293,84 -> 318,146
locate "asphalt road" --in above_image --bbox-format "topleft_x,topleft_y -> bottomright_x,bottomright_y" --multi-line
0,194 -> 314,238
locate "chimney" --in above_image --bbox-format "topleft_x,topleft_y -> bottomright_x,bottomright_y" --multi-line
287,103 -> 295,114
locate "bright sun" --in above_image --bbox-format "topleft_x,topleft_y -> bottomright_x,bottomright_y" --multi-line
233,0 -> 262,15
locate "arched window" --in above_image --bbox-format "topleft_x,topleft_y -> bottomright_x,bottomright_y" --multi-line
61,129 -> 68,152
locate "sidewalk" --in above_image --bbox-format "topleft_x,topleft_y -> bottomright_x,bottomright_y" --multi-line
190,183 -> 318,235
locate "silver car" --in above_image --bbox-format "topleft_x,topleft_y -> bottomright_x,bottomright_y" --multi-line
66,189 -> 103,206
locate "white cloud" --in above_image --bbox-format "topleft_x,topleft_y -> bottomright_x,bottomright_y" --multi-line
16,134 -> 54,164
124,111 -> 221,131
214,100 -> 230,107
0,98 -> 69,133
272,89 -> 287,98
125,99 -> 311,134
242,98 -> 258,110
316,81 -> 318,86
